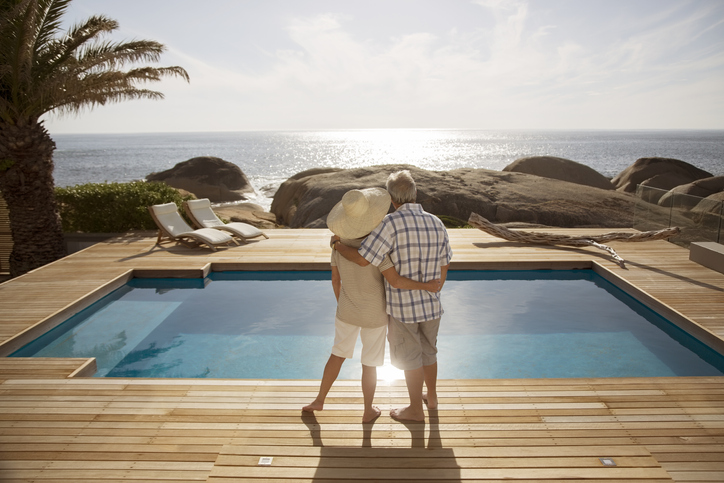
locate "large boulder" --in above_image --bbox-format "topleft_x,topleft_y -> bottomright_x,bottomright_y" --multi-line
612,157 -> 712,193
213,203 -> 278,229
640,172 -> 695,191
271,164 -> 636,229
503,156 -> 614,190
692,191 -> 724,214
147,156 -> 255,202
658,176 -> 724,208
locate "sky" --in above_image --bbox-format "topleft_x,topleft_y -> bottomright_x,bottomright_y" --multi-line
43,0 -> 724,134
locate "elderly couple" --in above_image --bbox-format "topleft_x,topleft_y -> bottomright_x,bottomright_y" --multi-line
302,170 -> 452,423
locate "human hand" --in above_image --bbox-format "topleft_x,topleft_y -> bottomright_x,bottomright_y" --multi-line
425,278 -> 442,293
330,235 -> 341,249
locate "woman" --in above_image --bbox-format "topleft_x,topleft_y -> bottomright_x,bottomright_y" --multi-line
302,188 -> 440,423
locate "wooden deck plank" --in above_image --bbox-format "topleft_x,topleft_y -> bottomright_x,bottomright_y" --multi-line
0,230 -> 722,481
0,358 -> 96,379
1,377 -> 722,481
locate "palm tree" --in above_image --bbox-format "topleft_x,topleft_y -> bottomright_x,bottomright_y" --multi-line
0,0 -> 189,276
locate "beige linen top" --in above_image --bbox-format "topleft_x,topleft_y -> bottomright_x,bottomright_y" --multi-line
331,238 -> 394,329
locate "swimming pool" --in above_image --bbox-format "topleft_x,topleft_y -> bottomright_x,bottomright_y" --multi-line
10,270 -> 724,379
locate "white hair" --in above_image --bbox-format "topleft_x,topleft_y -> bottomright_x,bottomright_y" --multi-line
386,170 -> 416,204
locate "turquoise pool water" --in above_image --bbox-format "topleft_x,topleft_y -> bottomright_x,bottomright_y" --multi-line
10,270 -> 724,379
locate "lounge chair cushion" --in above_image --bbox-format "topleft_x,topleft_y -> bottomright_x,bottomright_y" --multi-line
151,203 -> 233,244
223,222 -> 267,239
185,199 -> 267,240
185,199 -> 224,227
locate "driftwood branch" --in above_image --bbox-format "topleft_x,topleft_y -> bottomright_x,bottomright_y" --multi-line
467,212 -> 681,268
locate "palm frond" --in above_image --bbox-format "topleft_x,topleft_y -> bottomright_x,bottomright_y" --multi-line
75,39 -> 166,71
33,15 -> 118,89
1,0 -> 37,85
42,64 -> 188,115
33,0 -> 71,51
49,87 -> 166,116
0,0 -> 189,123
51,14 -> 118,64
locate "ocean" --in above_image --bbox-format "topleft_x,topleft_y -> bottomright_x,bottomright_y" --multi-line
51,129 -> 724,211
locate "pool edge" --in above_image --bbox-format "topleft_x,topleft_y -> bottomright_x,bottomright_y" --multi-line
593,262 -> 724,355
0,271 -> 135,357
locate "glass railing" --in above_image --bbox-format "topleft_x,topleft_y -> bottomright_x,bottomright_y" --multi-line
634,185 -> 723,247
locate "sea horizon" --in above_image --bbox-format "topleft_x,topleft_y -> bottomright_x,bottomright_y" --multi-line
51,128 -> 724,211
49,127 -> 724,135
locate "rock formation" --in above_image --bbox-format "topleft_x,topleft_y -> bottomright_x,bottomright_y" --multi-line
213,203 -> 278,230
503,156 -> 614,190
271,164 -> 636,229
662,175 -> 724,199
658,176 -> 724,208
147,156 -> 255,202
692,191 -> 724,214
612,157 -> 712,193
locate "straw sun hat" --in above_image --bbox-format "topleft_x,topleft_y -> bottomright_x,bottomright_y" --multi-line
327,188 -> 391,239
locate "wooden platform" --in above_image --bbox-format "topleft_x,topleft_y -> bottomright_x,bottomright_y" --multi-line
0,228 -> 723,482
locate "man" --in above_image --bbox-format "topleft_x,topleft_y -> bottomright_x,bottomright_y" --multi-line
334,170 -> 452,422
305,187 -> 441,423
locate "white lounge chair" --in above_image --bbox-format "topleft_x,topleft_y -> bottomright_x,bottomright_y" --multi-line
148,203 -> 238,251
184,199 -> 269,243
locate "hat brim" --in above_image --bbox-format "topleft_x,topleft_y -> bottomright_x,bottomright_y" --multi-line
327,188 -> 391,239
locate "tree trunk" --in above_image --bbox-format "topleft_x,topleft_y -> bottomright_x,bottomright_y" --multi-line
0,120 -> 66,277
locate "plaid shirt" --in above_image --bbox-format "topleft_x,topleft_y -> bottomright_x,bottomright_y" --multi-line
359,203 -> 452,323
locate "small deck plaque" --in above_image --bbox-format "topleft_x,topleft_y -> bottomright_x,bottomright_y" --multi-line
599,457 -> 616,467
258,456 -> 273,466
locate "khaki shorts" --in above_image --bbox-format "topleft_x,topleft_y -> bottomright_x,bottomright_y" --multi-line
387,316 -> 441,371
332,317 -> 387,367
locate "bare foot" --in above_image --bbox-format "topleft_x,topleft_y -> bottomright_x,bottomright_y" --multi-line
422,392 -> 438,409
302,400 -> 324,413
362,406 -> 381,423
390,406 -> 425,422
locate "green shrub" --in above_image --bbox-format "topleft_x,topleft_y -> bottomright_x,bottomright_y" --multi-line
55,181 -> 192,233
436,214 -> 472,228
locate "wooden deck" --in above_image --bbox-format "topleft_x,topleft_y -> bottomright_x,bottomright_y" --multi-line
0,228 -> 723,482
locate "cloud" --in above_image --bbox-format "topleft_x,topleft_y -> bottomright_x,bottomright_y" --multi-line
45,0 -> 724,132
